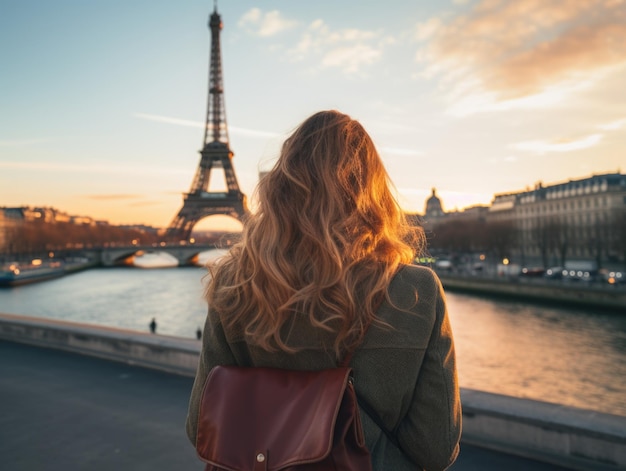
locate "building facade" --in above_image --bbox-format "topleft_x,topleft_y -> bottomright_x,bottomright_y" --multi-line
488,173 -> 625,266
421,172 -> 626,268
0,208 -> 28,255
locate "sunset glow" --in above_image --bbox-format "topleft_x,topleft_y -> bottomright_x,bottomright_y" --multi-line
1,0 -> 624,228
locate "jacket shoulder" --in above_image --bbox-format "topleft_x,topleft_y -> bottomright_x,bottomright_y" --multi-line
396,263 -> 439,284
389,264 -> 440,303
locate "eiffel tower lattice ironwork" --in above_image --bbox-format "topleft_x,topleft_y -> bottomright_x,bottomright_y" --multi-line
166,6 -> 248,240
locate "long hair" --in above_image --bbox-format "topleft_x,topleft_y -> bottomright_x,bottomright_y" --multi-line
206,110 -> 425,357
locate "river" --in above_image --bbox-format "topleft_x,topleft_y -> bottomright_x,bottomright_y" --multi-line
1,262 -> 625,418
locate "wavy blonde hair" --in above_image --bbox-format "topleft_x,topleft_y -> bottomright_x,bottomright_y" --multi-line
206,110 -> 425,357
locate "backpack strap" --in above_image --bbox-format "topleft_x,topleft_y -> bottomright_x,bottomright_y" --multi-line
355,392 -> 401,449
340,349 -> 400,448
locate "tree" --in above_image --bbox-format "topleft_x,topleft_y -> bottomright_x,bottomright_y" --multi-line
529,217 -> 551,267
610,208 -> 626,265
2,219 -> 159,258
427,219 -> 487,254
551,218 -> 570,267
485,221 -> 517,262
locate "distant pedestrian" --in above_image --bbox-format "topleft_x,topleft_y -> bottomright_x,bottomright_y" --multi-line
196,327 -> 202,340
149,318 -> 157,334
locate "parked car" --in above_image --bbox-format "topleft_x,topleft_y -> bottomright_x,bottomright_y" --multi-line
520,267 -> 546,277
607,271 -> 625,285
562,269 -> 596,282
544,267 -> 564,279
435,259 -> 452,271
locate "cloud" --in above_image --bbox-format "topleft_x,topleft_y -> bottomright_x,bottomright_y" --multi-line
320,44 -> 381,73
238,9 -> 393,74
286,18 -> 390,74
597,117 -> 626,131
488,155 -> 519,164
229,126 -> 281,139
239,8 -> 297,37
510,114 -> 625,156
86,194 -> 143,201
0,160 -> 188,175
134,113 -> 202,129
511,133 -> 603,154
415,0 -> 626,115
133,113 -> 280,138
129,200 -> 161,207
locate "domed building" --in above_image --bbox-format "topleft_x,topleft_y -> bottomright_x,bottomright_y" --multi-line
424,188 -> 445,222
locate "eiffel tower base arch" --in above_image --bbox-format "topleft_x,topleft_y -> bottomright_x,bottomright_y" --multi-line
166,192 -> 248,241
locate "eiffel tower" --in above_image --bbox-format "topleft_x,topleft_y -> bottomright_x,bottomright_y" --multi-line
166,5 -> 248,240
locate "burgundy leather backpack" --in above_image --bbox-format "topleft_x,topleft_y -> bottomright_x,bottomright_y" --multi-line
194,364 -> 372,471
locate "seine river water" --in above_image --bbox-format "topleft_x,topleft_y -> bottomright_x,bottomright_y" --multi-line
1,262 -> 625,418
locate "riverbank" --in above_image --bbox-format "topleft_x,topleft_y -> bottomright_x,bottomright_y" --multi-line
0,258 -> 99,287
437,273 -> 626,311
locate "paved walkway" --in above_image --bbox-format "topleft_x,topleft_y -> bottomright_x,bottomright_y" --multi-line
1,341 -> 575,470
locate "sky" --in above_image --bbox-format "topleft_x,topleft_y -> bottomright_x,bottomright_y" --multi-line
1,0 -> 625,231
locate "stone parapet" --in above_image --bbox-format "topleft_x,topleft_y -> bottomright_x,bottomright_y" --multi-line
461,389 -> 626,471
0,312 -> 200,376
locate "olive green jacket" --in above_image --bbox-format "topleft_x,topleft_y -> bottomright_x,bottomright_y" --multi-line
186,264 -> 461,470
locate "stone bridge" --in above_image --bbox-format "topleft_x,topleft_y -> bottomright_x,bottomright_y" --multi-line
94,244 -> 219,267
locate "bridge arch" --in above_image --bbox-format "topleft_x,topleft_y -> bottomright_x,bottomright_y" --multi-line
99,244 -> 219,267
101,249 -> 145,266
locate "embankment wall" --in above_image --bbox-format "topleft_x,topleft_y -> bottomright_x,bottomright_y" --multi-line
438,274 -> 626,310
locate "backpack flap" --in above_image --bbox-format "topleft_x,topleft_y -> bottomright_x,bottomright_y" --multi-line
196,365 -> 353,471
